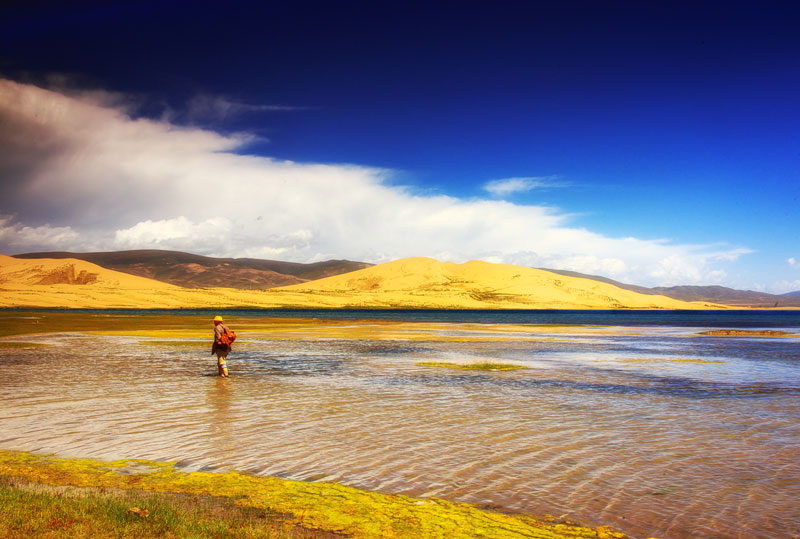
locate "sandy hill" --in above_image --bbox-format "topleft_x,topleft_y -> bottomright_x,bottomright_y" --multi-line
0,255 -> 723,310
0,255 -> 189,309
0,255 -> 178,289
270,257 -> 722,309
13,250 -> 371,289
0,255 -> 308,309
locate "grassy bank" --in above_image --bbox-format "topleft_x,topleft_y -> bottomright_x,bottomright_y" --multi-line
0,476 -> 324,538
0,450 -> 630,539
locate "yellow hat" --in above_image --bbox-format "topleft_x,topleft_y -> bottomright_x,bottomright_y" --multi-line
213,316 -> 224,322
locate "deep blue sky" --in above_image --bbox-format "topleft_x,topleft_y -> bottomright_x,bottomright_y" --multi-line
1,1 -> 799,290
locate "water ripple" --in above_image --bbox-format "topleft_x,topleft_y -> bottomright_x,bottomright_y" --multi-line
1,330 -> 799,539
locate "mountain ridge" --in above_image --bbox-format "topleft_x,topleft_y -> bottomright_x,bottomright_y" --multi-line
541,268 -> 800,308
0,255 -> 723,310
9,250 -> 796,307
13,250 -> 371,289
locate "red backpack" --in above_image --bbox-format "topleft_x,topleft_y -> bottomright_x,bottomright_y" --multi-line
219,326 -> 237,346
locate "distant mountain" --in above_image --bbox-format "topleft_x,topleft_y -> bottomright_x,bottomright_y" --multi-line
538,268 -> 655,296
648,285 -> 800,307
542,268 -> 800,308
13,250 -> 372,290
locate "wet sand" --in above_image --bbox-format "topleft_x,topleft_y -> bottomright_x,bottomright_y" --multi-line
1,312 -> 799,538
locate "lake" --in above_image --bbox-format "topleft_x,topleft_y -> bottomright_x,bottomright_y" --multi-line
1,309 -> 798,538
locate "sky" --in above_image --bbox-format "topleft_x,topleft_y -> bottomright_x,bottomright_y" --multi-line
0,1 -> 798,292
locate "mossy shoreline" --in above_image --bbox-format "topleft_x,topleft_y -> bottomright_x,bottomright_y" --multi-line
416,361 -> 528,371
0,450 -> 633,538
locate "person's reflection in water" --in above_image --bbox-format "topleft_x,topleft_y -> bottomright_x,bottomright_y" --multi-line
207,377 -> 235,458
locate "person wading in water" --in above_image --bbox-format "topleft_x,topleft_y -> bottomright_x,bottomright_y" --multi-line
211,315 -> 236,377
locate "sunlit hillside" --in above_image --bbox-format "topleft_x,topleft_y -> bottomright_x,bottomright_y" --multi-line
0,255 -> 723,309
0,255 -> 201,308
271,257 -> 722,309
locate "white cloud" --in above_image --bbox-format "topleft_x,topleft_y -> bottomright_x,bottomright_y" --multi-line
183,94 -> 303,124
766,280 -> 800,294
0,78 -> 753,287
0,215 -> 81,252
483,176 -> 564,197
114,216 -> 233,250
789,257 -> 797,267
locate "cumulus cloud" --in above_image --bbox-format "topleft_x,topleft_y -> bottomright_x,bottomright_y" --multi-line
789,257 -> 797,267
483,176 -> 564,197
114,216 -> 234,251
0,215 -> 82,252
0,78 -> 752,286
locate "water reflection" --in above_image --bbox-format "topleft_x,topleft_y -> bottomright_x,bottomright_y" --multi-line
1,321 -> 798,539
207,378 -> 234,461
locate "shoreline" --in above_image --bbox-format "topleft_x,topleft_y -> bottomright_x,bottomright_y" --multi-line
7,306 -> 800,312
3,310 -> 799,342
0,449 -> 632,539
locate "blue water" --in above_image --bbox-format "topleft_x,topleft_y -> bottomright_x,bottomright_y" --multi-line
5,308 -> 800,327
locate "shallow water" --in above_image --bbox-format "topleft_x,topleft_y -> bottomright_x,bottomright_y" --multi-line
1,313 -> 799,538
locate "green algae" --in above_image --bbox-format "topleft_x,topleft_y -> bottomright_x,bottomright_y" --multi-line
0,311 -> 627,344
0,341 -> 48,349
698,329 -> 793,338
416,362 -> 528,371
92,329 -> 210,338
647,486 -> 677,496
0,450 -> 628,538
0,312 -> 211,338
137,340 -> 207,347
620,357 -> 724,365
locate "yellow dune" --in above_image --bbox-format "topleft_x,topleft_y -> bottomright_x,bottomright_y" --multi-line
271,257 -> 723,309
0,255 -> 176,289
0,254 -> 186,308
0,254 -> 723,309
